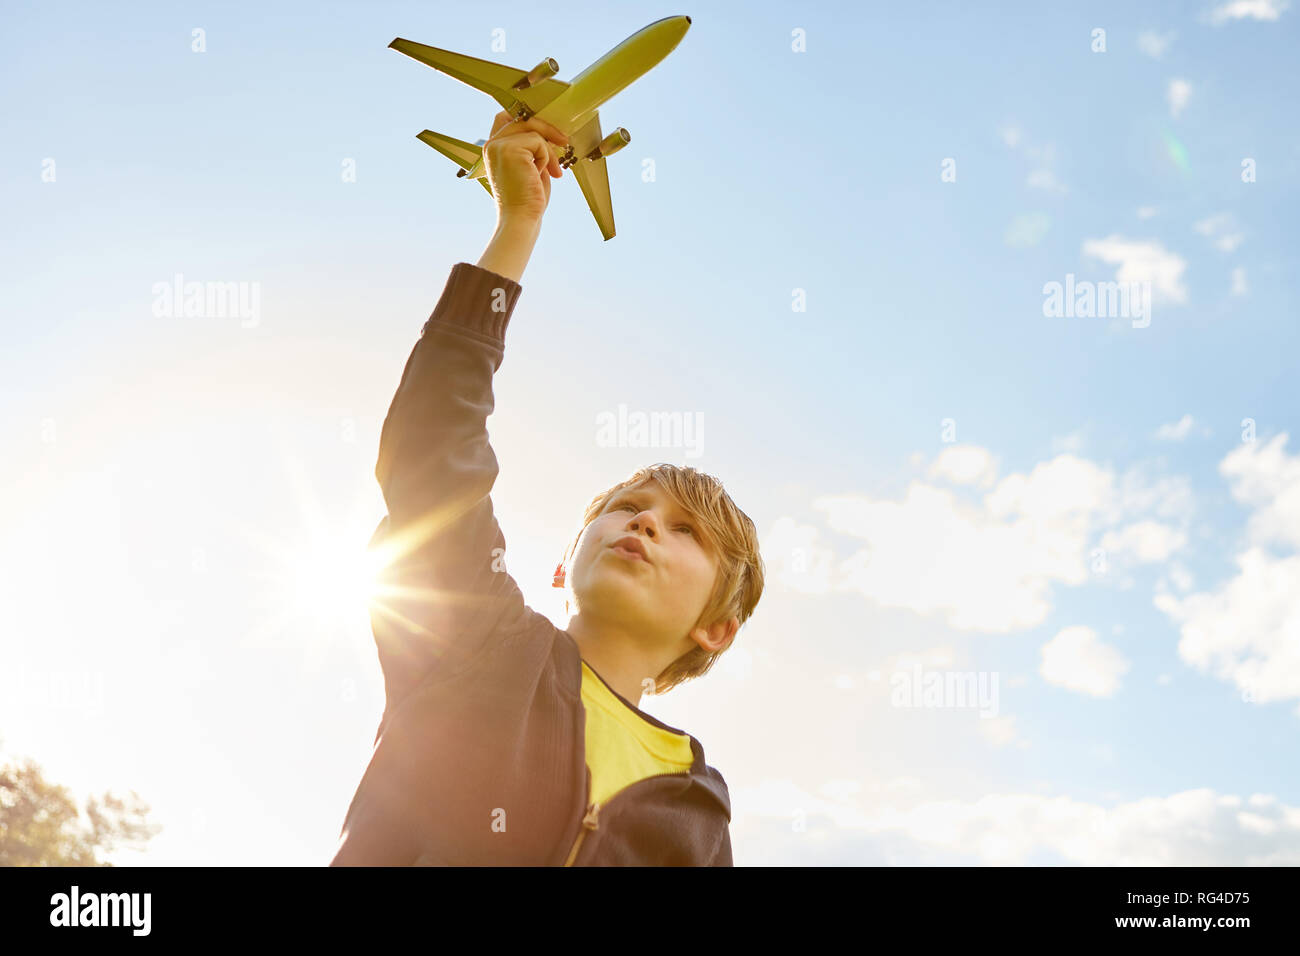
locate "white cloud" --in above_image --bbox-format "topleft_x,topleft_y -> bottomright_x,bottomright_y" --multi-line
978,714 -> 1025,749
818,778 -> 864,803
1195,212 -> 1246,253
984,454 -> 1114,522
830,484 -> 1079,632
1156,548 -> 1300,708
928,445 -> 998,487
1117,464 -> 1195,521
1025,143 -> 1057,164
822,459 -> 1102,631
1168,78 -> 1192,117
879,645 -> 961,677
1155,413 -> 1196,441
1168,562 -> 1195,592
1232,266 -> 1249,296
1137,31 -> 1174,58
735,782 -> 1300,865
804,450 -> 1187,633
1098,520 -> 1188,563
1040,625 -> 1130,697
1000,125 -> 1066,193
1136,205 -> 1158,219
1209,0 -> 1290,24
1050,430 -> 1086,453
763,516 -> 834,595
1027,169 -> 1067,193
1004,211 -> 1051,247
1081,235 -> 1189,305
1221,433 -> 1300,549
1155,434 -> 1300,709
1194,213 -> 1231,236
1152,415 -> 1212,443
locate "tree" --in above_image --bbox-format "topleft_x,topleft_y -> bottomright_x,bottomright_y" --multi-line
0,749 -> 161,866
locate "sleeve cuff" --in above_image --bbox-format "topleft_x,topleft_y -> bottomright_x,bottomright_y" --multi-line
422,262 -> 524,346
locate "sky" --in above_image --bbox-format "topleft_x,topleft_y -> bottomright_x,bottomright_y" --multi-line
1,0 -> 1297,866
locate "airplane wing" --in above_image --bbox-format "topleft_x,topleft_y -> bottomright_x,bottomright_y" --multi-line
415,130 -> 495,197
567,114 -> 616,241
415,129 -> 482,170
389,38 -> 569,117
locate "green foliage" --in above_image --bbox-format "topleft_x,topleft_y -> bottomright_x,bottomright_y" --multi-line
0,751 -> 161,866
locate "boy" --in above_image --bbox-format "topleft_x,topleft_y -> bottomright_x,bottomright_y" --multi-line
329,112 -> 764,866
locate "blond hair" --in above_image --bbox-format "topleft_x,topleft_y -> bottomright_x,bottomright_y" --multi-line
559,463 -> 765,694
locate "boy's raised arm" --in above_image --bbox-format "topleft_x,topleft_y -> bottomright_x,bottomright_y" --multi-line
368,260 -> 530,713
476,216 -> 542,284
367,112 -> 568,723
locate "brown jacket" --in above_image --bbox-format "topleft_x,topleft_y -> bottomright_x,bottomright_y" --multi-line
329,262 -> 732,866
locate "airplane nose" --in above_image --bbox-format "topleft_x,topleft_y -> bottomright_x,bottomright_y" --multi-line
685,16 -> 691,23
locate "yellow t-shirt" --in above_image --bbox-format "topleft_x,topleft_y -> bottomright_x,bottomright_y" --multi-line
579,659 -> 694,808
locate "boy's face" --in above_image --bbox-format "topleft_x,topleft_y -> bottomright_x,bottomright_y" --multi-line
566,478 -> 722,650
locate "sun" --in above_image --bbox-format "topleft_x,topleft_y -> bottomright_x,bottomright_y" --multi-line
286,537 -> 384,626
238,517 -> 385,646
235,450 -> 390,648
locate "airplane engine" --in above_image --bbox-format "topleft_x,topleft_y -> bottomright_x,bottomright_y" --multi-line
513,58 -> 559,90
586,127 -> 631,160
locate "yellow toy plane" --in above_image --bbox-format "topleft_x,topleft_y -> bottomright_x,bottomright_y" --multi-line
389,15 -> 691,240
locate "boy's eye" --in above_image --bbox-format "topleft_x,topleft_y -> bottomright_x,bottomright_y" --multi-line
615,502 -> 696,536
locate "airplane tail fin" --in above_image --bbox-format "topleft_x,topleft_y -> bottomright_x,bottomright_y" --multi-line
416,129 -> 494,196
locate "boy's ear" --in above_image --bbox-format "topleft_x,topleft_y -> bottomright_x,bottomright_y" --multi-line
552,562 -> 566,588
693,616 -> 739,654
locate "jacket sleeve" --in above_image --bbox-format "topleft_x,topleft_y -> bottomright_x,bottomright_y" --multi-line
367,262 -> 535,720
710,823 -> 734,866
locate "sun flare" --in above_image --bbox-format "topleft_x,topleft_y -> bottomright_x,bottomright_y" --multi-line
286,542 -> 384,625
232,450 -> 394,647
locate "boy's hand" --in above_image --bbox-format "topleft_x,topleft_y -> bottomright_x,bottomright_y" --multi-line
483,110 -> 570,226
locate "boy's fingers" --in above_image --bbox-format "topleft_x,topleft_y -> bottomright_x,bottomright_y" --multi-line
489,110 -> 513,138
515,115 -> 568,145
497,130 -> 561,177
490,114 -> 569,147
529,135 -> 562,177
531,116 -> 569,145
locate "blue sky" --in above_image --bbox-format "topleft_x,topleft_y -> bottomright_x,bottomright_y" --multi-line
1,0 -> 1297,865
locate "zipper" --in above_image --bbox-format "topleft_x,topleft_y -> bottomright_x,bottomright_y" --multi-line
561,801 -> 600,867
561,764 -> 596,868
560,769 -> 693,867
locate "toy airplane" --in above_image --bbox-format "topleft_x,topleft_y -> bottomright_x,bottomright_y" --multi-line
389,15 -> 691,240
